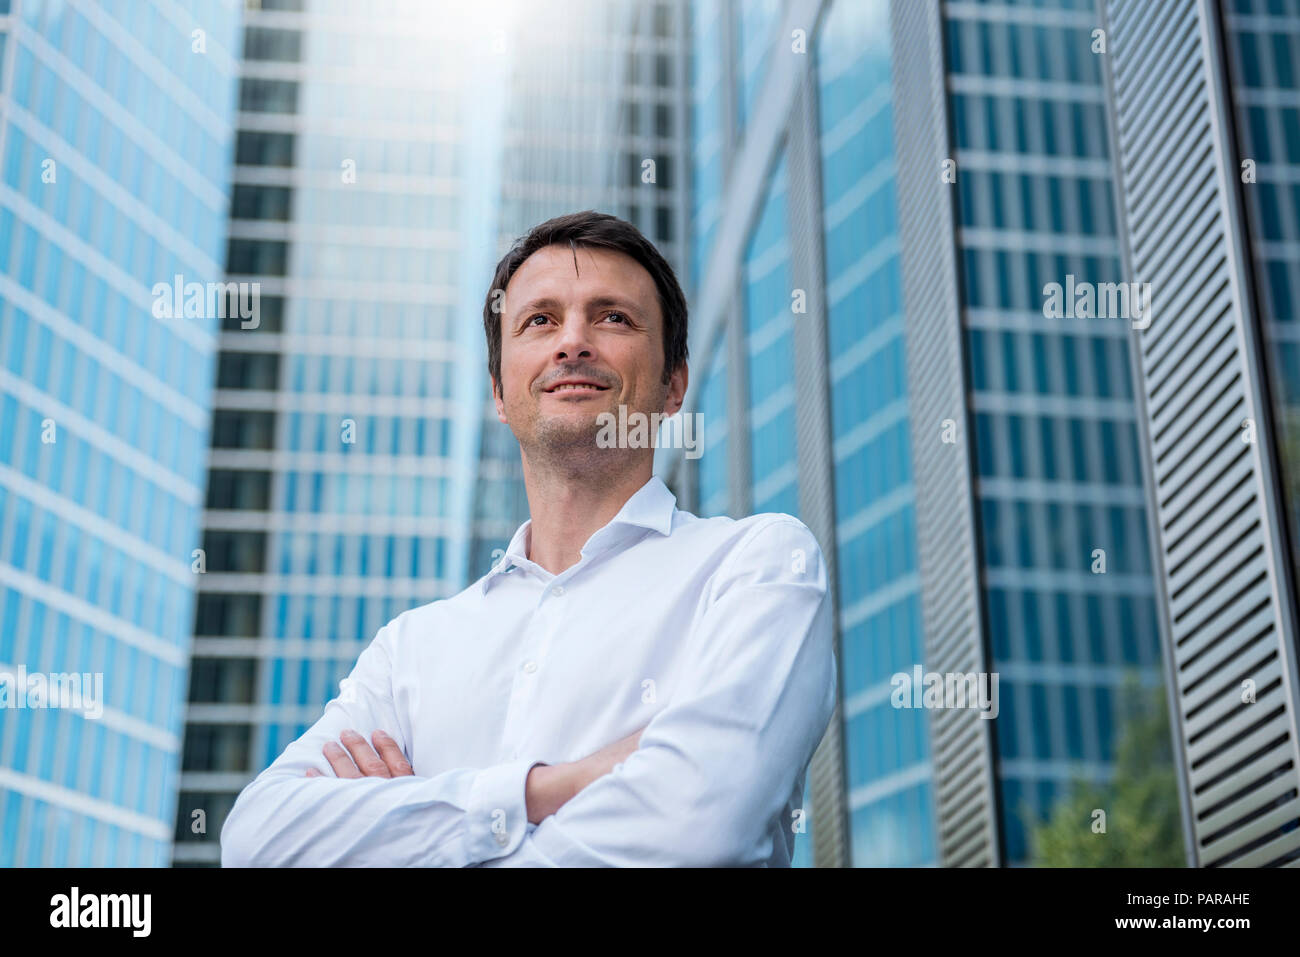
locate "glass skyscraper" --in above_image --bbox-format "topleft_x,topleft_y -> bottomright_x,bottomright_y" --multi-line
683,0 -> 930,869
174,0 -> 512,865
0,0 -> 240,865
1224,0 -> 1300,582
681,0 -> 860,867
683,0 -> 1181,867
817,0 -> 930,867
936,0 -> 1163,866
178,0 -> 690,866
469,0 -> 691,579
10,0 -> 1292,870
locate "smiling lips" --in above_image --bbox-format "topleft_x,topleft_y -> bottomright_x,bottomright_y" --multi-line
544,379 -> 610,395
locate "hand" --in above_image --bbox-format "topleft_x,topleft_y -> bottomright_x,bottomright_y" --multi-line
306,728 -> 413,778
524,726 -> 645,825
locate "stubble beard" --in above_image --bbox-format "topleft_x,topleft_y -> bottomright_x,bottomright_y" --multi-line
519,403 -> 620,479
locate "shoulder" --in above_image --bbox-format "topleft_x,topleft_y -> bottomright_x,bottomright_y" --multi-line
730,512 -> 820,552
671,510 -> 825,593
671,507 -> 817,547
675,508 -> 819,552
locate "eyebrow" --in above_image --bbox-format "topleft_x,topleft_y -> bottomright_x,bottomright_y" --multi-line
513,296 -> 644,321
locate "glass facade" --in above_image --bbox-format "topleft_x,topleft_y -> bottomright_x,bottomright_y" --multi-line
696,340 -> 728,517
743,154 -> 797,516
735,0 -> 781,135
177,0 -> 690,866
943,0 -> 1163,864
689,0 -> 723,292
469,0 -> 690,579
3,0 -> 1257,870
689,2 -> 826,866
740,150 -> 816,866
1223,0 -> 1300,581
175,0 -> 509,865
687,0 -> 728,522
816,0 -> 933,867
0,0 -> 240,865
685,0 -> 1180,867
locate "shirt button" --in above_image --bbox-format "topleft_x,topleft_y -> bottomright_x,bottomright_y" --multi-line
522,660 -> 538,674
494,831 -> 509,847
552,585 -> 565,597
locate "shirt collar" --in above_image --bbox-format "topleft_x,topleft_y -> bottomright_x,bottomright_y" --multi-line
480,475 -> 677,594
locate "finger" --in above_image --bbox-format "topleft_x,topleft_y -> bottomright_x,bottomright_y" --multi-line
371,730 -> 414,776
322,741 -> 362,778
305,767 -> 323,778
339,728 -> 391,778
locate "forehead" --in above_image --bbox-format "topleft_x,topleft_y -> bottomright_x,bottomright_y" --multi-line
505,244 -> 660,314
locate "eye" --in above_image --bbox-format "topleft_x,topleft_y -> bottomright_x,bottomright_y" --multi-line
525,314 -> 549,327
602,312 -> 629,324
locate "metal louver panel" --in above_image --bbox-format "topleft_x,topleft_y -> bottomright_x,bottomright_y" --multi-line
1103,0 -> 1300,868
890,0 -> 1000,868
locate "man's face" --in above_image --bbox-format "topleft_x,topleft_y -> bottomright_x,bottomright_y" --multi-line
492,243 -> 686,456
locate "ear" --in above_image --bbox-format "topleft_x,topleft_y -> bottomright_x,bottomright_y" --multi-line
491,375 -> 508,424
661,361 -> 687,417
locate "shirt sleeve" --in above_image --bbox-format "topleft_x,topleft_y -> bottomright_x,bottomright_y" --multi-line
473,516 -> 838,867
219,620 -> 541,867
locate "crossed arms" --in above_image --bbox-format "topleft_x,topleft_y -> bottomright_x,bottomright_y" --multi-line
305,724 -> 646,827
219,518 -> 836,867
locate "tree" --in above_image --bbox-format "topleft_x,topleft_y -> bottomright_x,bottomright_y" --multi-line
1281,409 -> 1300,565
1025,671 -> 1185,866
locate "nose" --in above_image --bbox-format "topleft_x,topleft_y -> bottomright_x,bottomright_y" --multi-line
552,312 -> 595,363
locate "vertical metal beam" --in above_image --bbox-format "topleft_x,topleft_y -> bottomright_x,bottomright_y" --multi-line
787,54 -> 850,869
717,0 -> 754,518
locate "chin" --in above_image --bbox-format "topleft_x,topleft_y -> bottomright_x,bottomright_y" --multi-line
532,413 -> 605,449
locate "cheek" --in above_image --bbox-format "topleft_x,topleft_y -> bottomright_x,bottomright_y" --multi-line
627,359 -> 659,395
498,350 -> 533,398
606,347 -> 644,387
506,379 -> 532,413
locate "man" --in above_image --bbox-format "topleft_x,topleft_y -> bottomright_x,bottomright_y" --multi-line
220,211 -> 837,867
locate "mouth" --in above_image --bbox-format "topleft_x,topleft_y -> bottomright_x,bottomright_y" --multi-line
543,380 -> 611,396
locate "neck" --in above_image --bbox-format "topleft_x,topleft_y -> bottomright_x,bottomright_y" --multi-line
520,449 -> 653,575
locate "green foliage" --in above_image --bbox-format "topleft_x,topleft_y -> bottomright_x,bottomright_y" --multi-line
1025,672 -> 1186,867
1282,410 -> 1300,515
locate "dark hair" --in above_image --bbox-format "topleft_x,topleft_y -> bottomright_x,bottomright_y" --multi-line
482,210 -> 688,397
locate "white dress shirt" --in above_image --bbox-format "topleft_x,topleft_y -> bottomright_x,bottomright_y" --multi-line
220,475 -> 837,867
